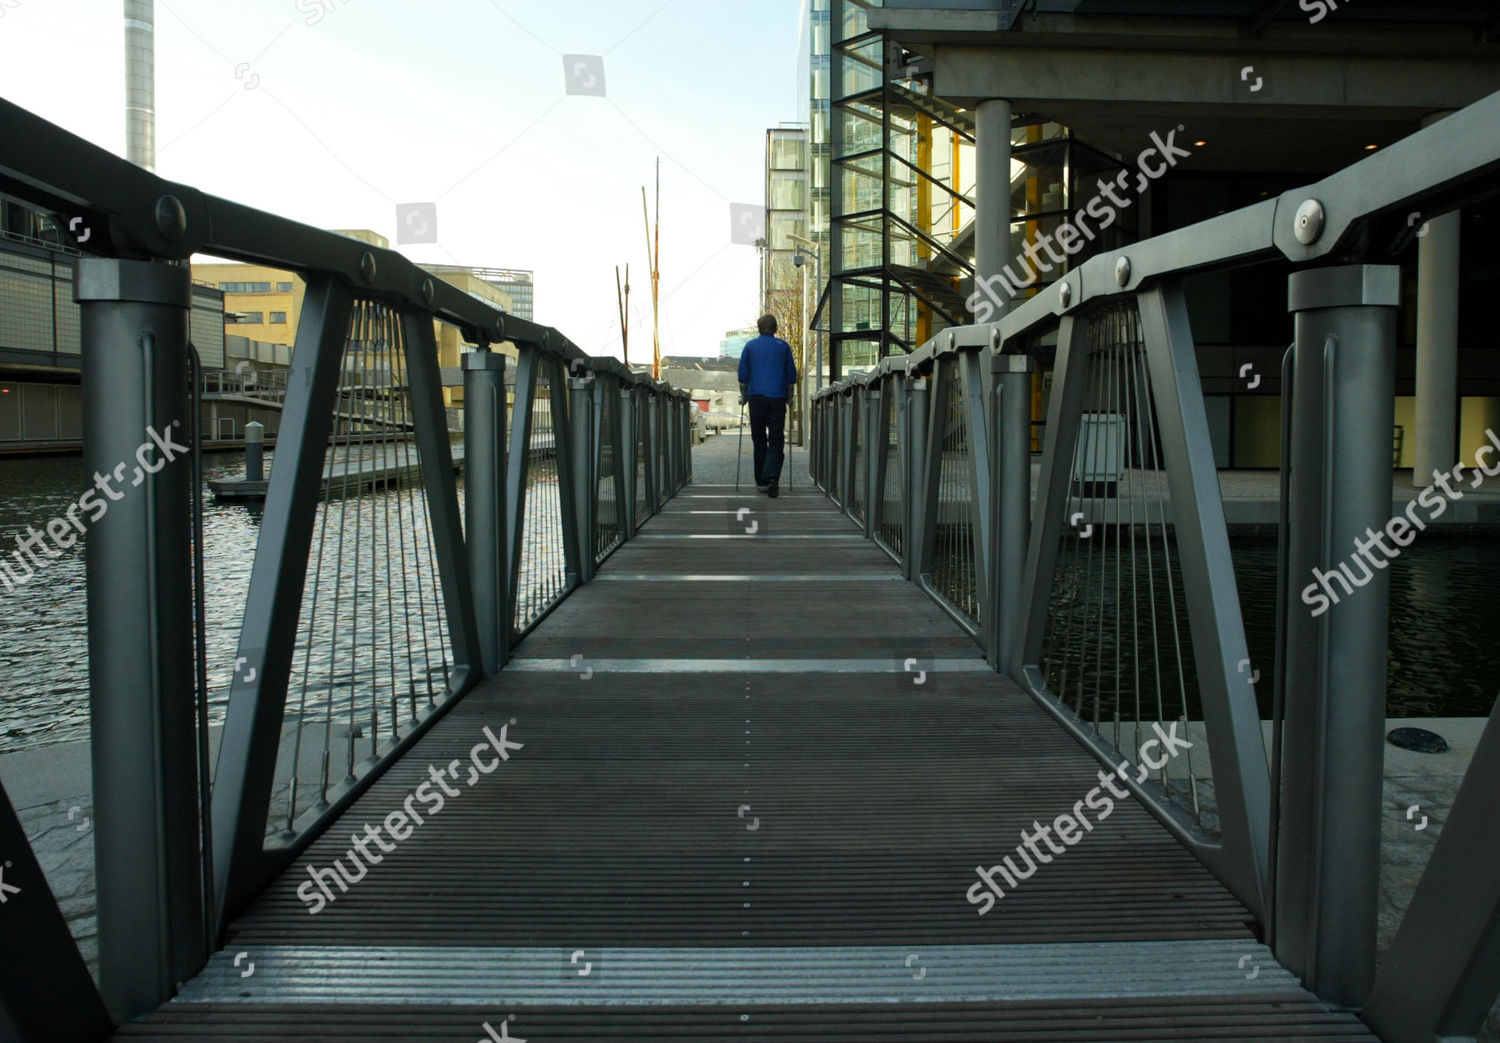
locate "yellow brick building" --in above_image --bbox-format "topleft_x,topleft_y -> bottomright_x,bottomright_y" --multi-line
193,230 -> 515,408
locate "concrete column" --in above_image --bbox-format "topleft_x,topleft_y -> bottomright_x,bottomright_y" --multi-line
1413,112 -> 1461,483
974,98 -> 1013,314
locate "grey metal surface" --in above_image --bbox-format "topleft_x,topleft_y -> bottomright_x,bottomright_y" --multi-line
79,258 -> 207,1019
464,348 -> 508,674
1137,284 -> 1270,926
178,939 -> 1299,1005
634,534 -> 865,540
113,462 -> 1382,1040
591,574 -> 904,582
991,357 -> 1033,674
404,307 -> 479,697
505,658 -> 992,674
1364,704 -> 1500,1040
212,276 -> 357,930
115,999 -> 1377,1041
1275,266 -> 1400,1007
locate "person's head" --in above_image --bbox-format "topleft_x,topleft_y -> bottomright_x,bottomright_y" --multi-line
756,314 -> 778,336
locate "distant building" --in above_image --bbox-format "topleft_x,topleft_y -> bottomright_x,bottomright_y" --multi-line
194,234 -> 523,412
720,327 -> 757,359
421,266 -> 534,321
1,193 -> 225,450
763,125 -> 809,312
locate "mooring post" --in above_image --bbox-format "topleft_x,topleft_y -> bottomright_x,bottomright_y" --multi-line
244,420 -> 265,483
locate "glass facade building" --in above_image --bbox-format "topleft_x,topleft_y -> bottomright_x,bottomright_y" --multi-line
804,2 -> 1123,379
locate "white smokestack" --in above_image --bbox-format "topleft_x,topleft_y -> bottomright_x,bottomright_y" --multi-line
124,0 -> 155,171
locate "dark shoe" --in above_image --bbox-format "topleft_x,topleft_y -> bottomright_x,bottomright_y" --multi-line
768,482 -> 779,498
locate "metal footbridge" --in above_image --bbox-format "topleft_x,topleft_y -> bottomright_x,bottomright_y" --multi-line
3,89 -> 1500,1042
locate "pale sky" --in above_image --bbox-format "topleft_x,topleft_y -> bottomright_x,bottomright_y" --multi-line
0,0 -> 807,359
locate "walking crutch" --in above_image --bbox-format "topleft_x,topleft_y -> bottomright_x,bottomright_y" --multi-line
785,403 -> 793,492
735,400 -> 746,492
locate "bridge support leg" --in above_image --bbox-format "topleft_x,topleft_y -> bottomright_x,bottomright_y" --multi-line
1274,264 -> 1399,1007
570,372 -> 596,584
621,388 -> 638,538
76,258 -> 207,1020
990,353 -> 1034,677
464,348 -> 508,674
905,373 -> 930,583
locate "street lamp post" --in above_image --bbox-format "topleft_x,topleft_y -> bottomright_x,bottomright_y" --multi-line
788,232 -> 824,396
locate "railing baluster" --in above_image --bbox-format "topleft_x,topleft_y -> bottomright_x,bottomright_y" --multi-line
214,275 -> 355,932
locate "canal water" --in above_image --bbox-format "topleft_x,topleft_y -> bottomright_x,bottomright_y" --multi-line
0,449 -> 512,754
2,454 -> 1496,753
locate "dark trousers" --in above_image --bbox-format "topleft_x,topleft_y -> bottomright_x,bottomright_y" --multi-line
747,394 -> 787,486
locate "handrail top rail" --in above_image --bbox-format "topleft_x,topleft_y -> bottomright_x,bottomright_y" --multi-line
0,98 -> 682,396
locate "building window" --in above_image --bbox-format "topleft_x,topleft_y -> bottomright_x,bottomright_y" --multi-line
220,281 -> 272,294
277,282 -> 293,292
229,312 -> 264,324
270,311 -> 287,324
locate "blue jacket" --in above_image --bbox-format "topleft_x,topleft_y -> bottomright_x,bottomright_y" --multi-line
738,335 -> 798,399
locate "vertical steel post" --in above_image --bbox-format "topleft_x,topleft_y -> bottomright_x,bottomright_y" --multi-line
650,390 -> 663,509
867,387 -> 882,536
620,386 -> 638,538
1274,264 -> 1399,1007
905,372 -> 930,583
551,355 -> 583,594
991,353 -> 1034,676
464,347 -> 507,674
960,348 -> 994,642
505,347 -> 539,634
569,368 -> 596,584
76,258 -> 206,1018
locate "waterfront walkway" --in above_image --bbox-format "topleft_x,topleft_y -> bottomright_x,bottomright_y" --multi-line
111,455 -> 1373,1040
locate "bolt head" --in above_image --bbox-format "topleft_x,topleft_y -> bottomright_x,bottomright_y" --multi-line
154,195 -> 187,242
1115,256 -> 1131,287
1059,281 -> 1073,308
420,278 -> 435,306
492,316 -> 507,342
945,331 -> 954,350
990,328 -> 1001,350
359,252 -> 378,284
1294,199 -> 1325,245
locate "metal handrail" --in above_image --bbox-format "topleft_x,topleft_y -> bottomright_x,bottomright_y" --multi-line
0,96 -> 695,1033
808,88 -> 1500,1039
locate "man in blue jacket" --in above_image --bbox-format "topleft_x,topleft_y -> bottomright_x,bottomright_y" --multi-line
738,314 -> 799,497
